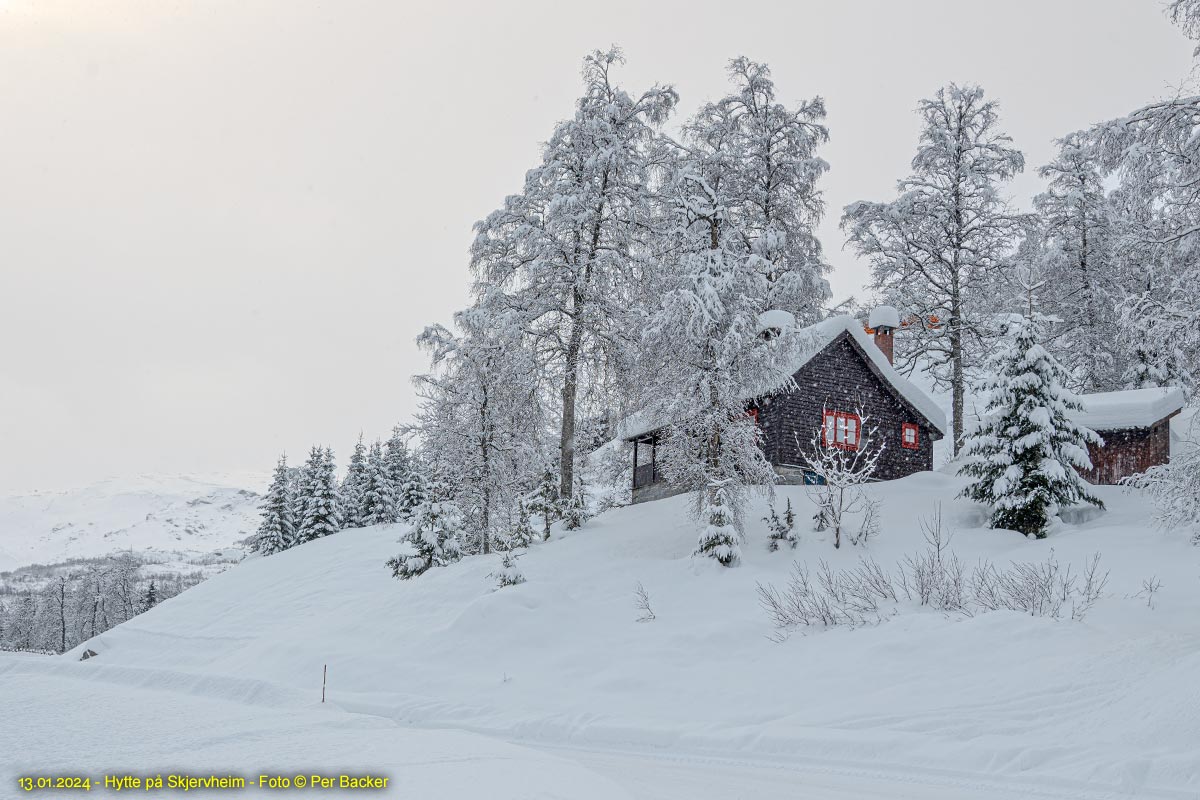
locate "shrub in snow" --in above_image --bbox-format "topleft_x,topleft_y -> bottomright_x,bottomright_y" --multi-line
633,582 -> 655,622
490,550 -> 525,589
757,509 -> 1109,635
386,497 -> 464,580
764,498 -> 797,551
799,414 -> 883,549
1123,420 -> 1200,542
958,313 -> 1104,538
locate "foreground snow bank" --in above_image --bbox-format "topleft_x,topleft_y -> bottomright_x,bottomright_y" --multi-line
38,473 -> 1200,795
1,655 -> 629,799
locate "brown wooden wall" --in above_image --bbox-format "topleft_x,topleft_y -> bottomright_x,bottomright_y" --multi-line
1079,421 -> 1172,485
756,331 -> 937,479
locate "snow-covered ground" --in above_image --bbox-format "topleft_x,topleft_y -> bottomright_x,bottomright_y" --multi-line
0,473 -> 263,572
5,474 -> 1198,798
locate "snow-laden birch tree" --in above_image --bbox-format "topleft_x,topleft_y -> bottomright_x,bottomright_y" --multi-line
637,100 -> 801,566
470,48 -> 677,502
412,301 -> 547,555
1033,133 -> 1122,392
718,58 -> 831,322
842,84 -> 1026,453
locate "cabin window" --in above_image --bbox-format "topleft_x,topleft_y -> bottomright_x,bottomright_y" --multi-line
901,422 -> 919,449
822,411 -> 860,450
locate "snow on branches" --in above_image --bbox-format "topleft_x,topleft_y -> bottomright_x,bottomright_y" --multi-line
958,313 -> 1104,537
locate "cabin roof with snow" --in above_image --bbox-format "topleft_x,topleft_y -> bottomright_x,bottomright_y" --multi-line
1070,387 -> 1185,432
620,314 -> 948,441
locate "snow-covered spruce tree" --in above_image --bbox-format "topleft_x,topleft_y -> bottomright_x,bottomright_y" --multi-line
254,454 -> 295,555
412,301 -> 545,555
142,580 -> 158,612
383,427 -> 412,505
386,490 -> 464,580
362,440 -> 398,526
341,434 -> 370,529
397,468 -> 426,523
718,57 -> 831,323
843,84 -> 1025,453
503,499 -> 537,550
638,122 -> 794,566
297,446 -> 342,542
528,470 -> 561,541
958,313 -> 1104,537
470,48 -> 677,501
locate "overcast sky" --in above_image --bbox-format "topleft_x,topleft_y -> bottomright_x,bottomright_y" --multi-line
0,0 -> 1193,493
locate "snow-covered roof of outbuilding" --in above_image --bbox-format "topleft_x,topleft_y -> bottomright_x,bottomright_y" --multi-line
1070,387 -> 1185,431
620,314 -> 948,440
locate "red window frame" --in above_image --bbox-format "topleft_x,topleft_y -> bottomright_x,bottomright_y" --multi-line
821,410 -> 861,450
901,422 -> 919,450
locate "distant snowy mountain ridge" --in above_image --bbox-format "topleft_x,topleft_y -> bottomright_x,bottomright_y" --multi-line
0,473 -> 265,572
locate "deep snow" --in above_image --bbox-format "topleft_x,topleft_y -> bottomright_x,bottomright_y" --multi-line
8,473 -> 1198,798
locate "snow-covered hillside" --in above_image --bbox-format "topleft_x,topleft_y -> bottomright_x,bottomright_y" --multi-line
6,475 -> 1199,798
0,473 -> 264,572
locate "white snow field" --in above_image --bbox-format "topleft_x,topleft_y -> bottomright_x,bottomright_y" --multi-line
0,474 -> 263,571
4,474 -> 1200,798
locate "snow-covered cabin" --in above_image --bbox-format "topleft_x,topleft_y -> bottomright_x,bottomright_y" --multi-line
622,312 -> 947,504
1071,387 -> 1185,485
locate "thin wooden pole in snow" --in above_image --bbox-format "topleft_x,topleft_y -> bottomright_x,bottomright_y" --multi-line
322,664 -> 327,703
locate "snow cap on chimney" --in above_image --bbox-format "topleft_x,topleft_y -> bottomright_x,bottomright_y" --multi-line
756,309 -> 797,340
868,305 -> 900,331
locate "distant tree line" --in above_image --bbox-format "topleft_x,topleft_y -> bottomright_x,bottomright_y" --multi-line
0,554 -> 210,654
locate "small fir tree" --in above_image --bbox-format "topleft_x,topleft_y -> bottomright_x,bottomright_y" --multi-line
383,427 -> 412,502
696,482 -> 740,566
528,470 -> 561,541
255,454 -> 295,555
142,580 -> 158,612
491,550 -> 526,589
386,493 -> 464,579
764,497 -> 797,551
504,499 -> 537,550
958,313 -> 1104,537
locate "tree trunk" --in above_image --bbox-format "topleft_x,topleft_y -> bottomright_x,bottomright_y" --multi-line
560,299 -> 583,500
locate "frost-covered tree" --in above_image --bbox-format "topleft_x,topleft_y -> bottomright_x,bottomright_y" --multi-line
254,454 -> 295,555
764,497 -> 797,552
843,84 -> 1026,452
638,104 -> 797,565
504,499 -> 537,550
297,446 -> 342,542
800,412 -> 884,549
718,57 -> 830,321
342,435 -> 370,529
142,580 -> 158,612
413,303 -> 546,555
383,427 -> 412,502
1033,134 -> 1122,392
471,48 -> 678,500
362,440 -> 398,526
958,313 -> 1104,537
386,492 -> 464,579
1123,417 -> 1200,541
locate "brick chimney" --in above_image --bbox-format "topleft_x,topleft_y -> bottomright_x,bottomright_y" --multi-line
866,305 -> 900,366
